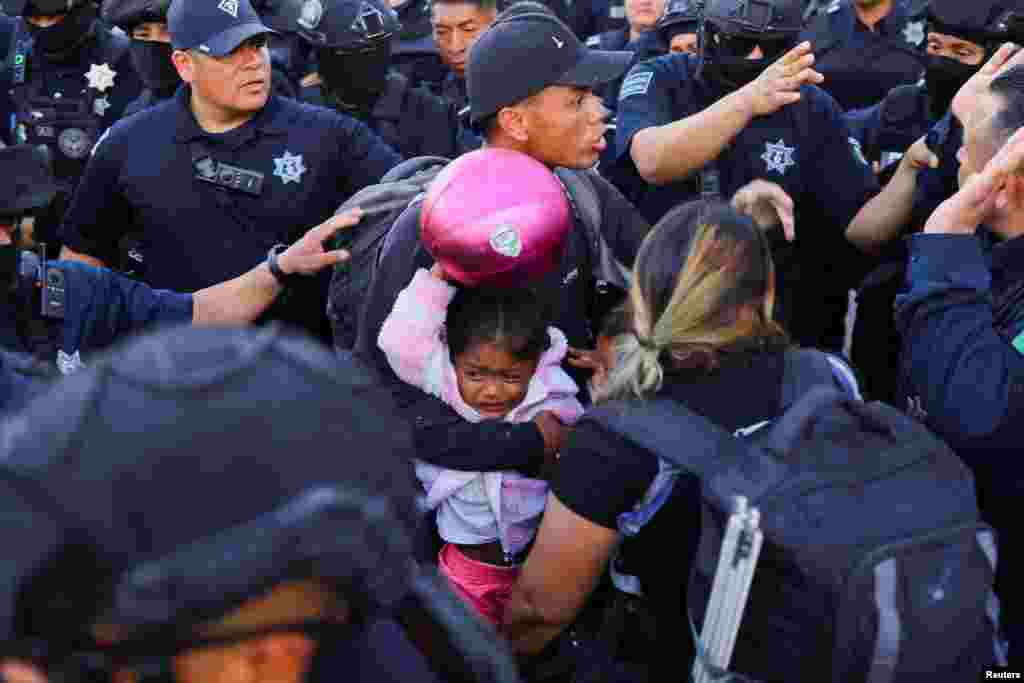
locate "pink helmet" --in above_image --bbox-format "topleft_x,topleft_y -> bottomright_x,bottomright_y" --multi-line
420,148 -> 573,288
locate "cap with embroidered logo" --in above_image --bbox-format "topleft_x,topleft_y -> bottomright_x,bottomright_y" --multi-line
466,10 -> 631,124
168,0 -> 277,56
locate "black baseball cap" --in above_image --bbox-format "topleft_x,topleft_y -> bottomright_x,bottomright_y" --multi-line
168,0 -> 277,56
466,10 -> 631,125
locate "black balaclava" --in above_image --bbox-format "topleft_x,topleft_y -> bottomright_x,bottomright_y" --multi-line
701,25 -> 790,92
318,42 -> 392,112
924,53 -> 985,121
25,2 -> 98,61
129,40 -> 181,97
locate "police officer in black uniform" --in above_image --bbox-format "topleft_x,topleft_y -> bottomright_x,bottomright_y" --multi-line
586,0 -> 666,106
0,325 -> 519,683
843,2 -> 1024,403
2,142 -> 367,377
846,0 -> 1016,173
0,0 -> 143,255
651,0 -> 702,56
391,0 -> 448,88
616,0 -> 878,350
800,0 -> 928,111
58,0 -> 401,345
271,0 -> 468,158
101,0 -> 182,117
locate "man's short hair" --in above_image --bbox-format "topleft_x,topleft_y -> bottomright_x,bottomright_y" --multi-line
989,65 -> 1024,147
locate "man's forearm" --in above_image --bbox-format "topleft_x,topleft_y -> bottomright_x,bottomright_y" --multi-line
631,90 -> 752,186
846,164 -> 918,254
192,264 -> 282,325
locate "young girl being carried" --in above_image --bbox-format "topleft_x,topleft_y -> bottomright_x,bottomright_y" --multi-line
378,264 -> 584,626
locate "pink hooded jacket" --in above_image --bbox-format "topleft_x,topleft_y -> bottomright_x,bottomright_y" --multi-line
378,268 -> 585,559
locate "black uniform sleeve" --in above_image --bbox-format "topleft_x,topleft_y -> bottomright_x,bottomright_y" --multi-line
551,419 -> 659,529
58,123 -> 135,265
332,114 -> 404,198
803,86 -> 879,231
354,204 -> 547,474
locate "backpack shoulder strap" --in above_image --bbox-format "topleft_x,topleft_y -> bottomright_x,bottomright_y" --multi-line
554,167 -> 632,292
585,398 -> 749,477
783,348 -> 862,408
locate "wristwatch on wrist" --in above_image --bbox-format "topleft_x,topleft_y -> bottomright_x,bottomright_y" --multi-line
266,244 -> 304,288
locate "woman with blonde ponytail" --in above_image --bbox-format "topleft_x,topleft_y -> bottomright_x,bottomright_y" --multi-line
503,201 -> 855,681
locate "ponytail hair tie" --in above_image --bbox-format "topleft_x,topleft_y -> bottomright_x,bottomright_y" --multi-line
637,335 -> 660,352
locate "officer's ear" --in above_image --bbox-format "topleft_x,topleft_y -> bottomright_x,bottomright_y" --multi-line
172,49 -> 197,84
495,104 -> 530,143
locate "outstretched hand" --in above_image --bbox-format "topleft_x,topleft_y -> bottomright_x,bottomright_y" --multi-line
740,41 -> 824,118
277,208 -> 363,276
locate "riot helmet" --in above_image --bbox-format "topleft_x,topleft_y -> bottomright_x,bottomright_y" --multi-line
1,0 -> 88,17
0,325 -> 520,683
261,0 -> 397,108
658,0 -> 703,53
103,0 -> 180,95
925,0 -> 1024,119
5,0 -> 98,59
699,0 -> 803,91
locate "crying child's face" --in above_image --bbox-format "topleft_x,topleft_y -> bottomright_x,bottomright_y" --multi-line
454,341 -> 540,419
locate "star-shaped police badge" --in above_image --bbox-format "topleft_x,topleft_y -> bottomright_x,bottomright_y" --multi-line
94,96 -> 111,117
762,139 -> 796,175
85,63 -> 117,92
903,20 -> 925,46
273,150 -> 307,185
57,350 -> 86,376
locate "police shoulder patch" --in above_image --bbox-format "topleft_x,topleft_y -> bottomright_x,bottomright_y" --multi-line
619,70 -> 654,101
1013,329 -> 1024,355
849,137 -> 869,166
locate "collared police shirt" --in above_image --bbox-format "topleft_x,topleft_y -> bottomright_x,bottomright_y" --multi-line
801,0 -> 926,111
615,53 -> 878,230
60,86 -> 400,292
615,53 -> 878,349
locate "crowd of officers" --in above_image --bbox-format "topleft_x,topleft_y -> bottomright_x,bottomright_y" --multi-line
1,0 -> 1024,680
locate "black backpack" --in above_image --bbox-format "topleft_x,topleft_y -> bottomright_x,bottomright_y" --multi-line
326,159 -> 631,351
586,350 -> 1005,682
326,156 -> 451,351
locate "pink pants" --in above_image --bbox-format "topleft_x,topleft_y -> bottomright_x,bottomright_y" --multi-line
438,543 -> 519,626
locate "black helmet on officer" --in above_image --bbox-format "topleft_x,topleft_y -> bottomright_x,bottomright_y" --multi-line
0,325 -> 519,683
2,0 -> 96,58
264,0 -> 399,108
925,0 -> 1024,119
658,0 -> 703,54
698,0 -> 803,91
102,0 -> 182,97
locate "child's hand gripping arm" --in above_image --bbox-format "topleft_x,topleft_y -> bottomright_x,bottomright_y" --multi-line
377,265 -> 457,394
